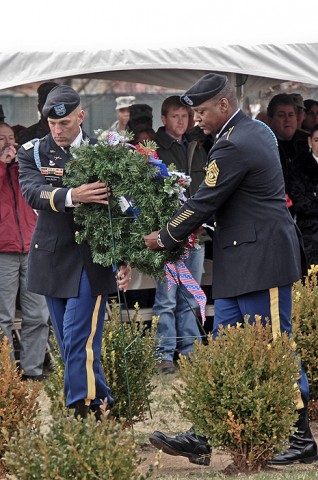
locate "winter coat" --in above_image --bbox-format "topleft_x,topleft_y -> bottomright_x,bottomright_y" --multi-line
155,127 -> 207,196
289,150 -> 318,265
0,160 -> 37,253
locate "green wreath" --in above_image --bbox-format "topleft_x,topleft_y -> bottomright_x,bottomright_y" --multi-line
63,133 -> 186,279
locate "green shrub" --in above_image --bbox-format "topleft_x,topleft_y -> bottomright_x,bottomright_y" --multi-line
45,300 -> 158,424
0,336 -> 41,475
175,317 -> 300,473
43,333 -> 65,416
292,266 -> 318,416
101,300 -> 158,423
5,410 -> 154,479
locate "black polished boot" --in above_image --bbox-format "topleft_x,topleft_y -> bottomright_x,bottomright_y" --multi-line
269,408 -> 318,465
149,428 -> 211,466
90,404 -> 105,422
90,400 -> 114,422
72,400 -> 90,420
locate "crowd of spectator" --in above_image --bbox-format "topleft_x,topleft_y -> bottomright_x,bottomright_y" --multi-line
1,85 -> 318,383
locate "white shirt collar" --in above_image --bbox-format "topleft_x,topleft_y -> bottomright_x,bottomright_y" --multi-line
61,128 -> 83,152
215,109 -> 240,140
70,128 -> 83,148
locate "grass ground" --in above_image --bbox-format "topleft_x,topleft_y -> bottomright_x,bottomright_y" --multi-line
133,369 -> 318,479
3,364 -> 318,479
154,473 -> 318,480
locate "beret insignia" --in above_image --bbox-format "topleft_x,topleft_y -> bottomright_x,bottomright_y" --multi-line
54,103 -> 67,117
181,95 -> 194,106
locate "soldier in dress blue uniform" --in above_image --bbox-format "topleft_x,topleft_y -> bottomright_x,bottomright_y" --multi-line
18,85 -> 131,419
144,74 -> 317,466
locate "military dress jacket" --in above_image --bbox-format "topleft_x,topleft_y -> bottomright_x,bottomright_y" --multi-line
18,132 -> 116,298
160,110 -> 304,299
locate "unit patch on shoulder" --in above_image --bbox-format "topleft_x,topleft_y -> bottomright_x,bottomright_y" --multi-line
205,160 -> 219,187
22,141 -> 35,150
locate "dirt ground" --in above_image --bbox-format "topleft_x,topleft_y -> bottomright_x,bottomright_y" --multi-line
3,379 -> 318,479
137,422 -> 318,478
129,371 -> 318,478
138,442 -> 232,477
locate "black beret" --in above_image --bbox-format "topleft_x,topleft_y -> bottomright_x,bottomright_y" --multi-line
37,81 -> 59,107
180,73 -> 228,107
42,85 -> 80,119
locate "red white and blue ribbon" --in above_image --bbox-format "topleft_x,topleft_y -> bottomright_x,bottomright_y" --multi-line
164,249 -> 207,324
106,131 -> 128,146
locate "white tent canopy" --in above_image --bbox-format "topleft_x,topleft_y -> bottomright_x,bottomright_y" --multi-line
1,0 -> 318,94
2,43 -> 318,94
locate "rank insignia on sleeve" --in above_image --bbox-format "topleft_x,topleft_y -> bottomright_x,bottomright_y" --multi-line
170,209 -> 194,227
205,159 -> 219,187
40,190 -> 52,200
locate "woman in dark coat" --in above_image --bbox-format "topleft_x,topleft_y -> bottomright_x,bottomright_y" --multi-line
289,124 -> 318,266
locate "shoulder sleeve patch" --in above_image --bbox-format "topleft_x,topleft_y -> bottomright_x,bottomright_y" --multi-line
22,141 -> 35,150
205,159 -> 219,187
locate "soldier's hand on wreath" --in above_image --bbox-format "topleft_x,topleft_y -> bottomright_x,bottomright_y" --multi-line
117,264 -> 132,292
71,181 -> 111,205
144,230 -> 162,251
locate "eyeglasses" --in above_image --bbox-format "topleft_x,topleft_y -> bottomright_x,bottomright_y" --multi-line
307,111 -> 318,117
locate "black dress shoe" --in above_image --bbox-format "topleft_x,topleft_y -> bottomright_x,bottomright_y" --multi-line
21,374 -> 45,382
149,429 -> 211,466
269,444 -> 318,465
90,404 -> 106,422
90,399 -> 114,421
269,408 -> 318,465
71,400 -> 90,420
155,360 -> 177,374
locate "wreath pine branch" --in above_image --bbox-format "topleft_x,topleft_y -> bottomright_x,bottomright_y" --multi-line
63,136 -> 186,279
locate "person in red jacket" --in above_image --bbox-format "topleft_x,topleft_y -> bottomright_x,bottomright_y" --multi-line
0,122 -> 49,380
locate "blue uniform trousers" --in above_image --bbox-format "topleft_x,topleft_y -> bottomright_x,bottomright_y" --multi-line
214,285 -> 309,408
45,269 -> 113,408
